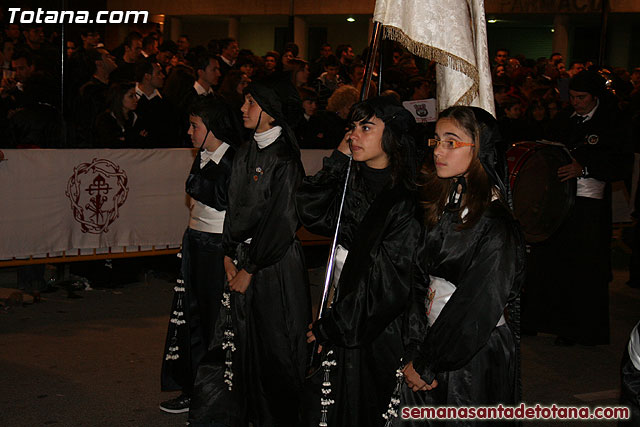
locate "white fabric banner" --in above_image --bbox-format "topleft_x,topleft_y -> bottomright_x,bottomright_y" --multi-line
0,148 -> 333,260
373,0 -> 495,116
0,149 -> 194,260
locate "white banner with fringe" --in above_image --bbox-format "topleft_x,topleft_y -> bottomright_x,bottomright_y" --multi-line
374,0 -> 495,115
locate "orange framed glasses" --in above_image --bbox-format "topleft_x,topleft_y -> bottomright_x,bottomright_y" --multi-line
427,139 -> 475,149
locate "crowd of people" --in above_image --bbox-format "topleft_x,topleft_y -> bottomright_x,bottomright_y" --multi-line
2,20 -> 640,427
0,24 -> 433,151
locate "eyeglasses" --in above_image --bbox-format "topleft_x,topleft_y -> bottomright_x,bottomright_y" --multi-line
427,139 -> 475,149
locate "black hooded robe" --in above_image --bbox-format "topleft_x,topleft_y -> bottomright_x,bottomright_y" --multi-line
398,106 -> 526,426
188,133 -> 311,427
522,99 -> 632,345
161,145 -> 235,395
296,150 -> 422,426
398,201 -> 525,426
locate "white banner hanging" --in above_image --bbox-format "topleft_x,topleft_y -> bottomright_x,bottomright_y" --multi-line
374,0 -> 495,116
0,148 -> 334,261
0,148 -> 194,260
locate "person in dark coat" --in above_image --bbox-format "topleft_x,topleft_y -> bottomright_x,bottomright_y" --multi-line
215,38 -> 239,84
401,107 -> 526,425
188,76 -> 311,427
159,97 -> 238,414
523,71 -> 633,345
134,58 -> 180,147
72,47 -> 117,147
6,72 -> 64,148
110,31 -> 142,83
300,96 -> 422,426
94,82 -> 148,148
306,85 -> 359,149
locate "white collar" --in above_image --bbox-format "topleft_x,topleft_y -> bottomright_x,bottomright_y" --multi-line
571,98 -> 599,122
200,142 -> 230,168
220,55 -> 235,67
135,83 -> 162,100
254,126 -> 282,149
449,186 -> 500,220
194,81 -> 213,96
110,111 -> 137,131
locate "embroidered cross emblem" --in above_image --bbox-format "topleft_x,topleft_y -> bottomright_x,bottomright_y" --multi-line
85,174 -> 111,224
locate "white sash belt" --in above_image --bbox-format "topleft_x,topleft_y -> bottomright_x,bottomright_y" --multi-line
426,275 -> 506,328
332,245 -> 348,286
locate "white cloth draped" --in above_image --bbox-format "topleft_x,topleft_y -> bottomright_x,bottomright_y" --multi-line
373,0 -> 495,116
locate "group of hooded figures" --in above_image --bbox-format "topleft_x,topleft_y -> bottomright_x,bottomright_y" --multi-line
159,73 -> 526,427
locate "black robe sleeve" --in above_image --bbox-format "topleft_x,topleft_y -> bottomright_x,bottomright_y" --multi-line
402,228 -> 430,362
413,215 -> 523,383
621,322 -> 640,420
313,196 -> 421,348
243,157 -> 303,274
295,149 -> 350,237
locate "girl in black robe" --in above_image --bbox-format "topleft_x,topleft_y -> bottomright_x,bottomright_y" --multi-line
188,77 -> 311,427
299,96 -> 422,426
401,106 -> 526,426
160,97 -> 238,413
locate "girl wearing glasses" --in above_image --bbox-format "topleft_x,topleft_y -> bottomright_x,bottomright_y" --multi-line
298,96 -> 421,426
402,106 -> 526,416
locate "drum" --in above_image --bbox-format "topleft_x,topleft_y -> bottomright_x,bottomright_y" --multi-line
506,141 -> 576,243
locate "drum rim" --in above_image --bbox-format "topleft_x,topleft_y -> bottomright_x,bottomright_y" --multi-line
507,142 -> 577,243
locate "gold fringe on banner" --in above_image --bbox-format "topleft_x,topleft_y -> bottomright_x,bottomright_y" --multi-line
382,25 -> 479,107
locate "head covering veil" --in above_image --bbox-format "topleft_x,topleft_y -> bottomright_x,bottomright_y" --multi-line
470,106 -> 511,207
470,107 -> 521,403
244,75 -> 303,154
189,96 -> 242,149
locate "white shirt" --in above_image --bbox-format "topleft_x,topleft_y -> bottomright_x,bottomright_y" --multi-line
570,98 -> 599,123
220,55 -> 235,67
194,81 -> 213,96
135,83 -> 162,101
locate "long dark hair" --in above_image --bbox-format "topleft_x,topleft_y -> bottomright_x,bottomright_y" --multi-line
106,82 -> 135,127
348,97 -> 417,191
419,106 -> 493,229
219,70 -> 246,109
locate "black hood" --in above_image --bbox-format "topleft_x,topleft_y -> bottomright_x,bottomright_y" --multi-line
244,76 -> 303,152
470,106 -> 511,206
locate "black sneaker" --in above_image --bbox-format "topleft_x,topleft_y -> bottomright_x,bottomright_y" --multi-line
159,394 -> 190,414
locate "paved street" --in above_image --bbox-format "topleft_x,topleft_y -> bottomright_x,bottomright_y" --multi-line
0,254 -> 638,426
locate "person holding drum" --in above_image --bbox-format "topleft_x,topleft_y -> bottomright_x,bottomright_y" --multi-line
402,106 -> 526,414
525,70 -> 632,346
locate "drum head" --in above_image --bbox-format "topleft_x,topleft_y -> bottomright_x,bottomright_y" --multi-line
511,145 -> 576,243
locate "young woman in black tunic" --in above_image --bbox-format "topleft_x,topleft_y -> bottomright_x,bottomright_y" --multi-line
401,106 -> 526,425
160,97 -> 237,413
188,77 -> 311,427
299,96 -> 422,426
